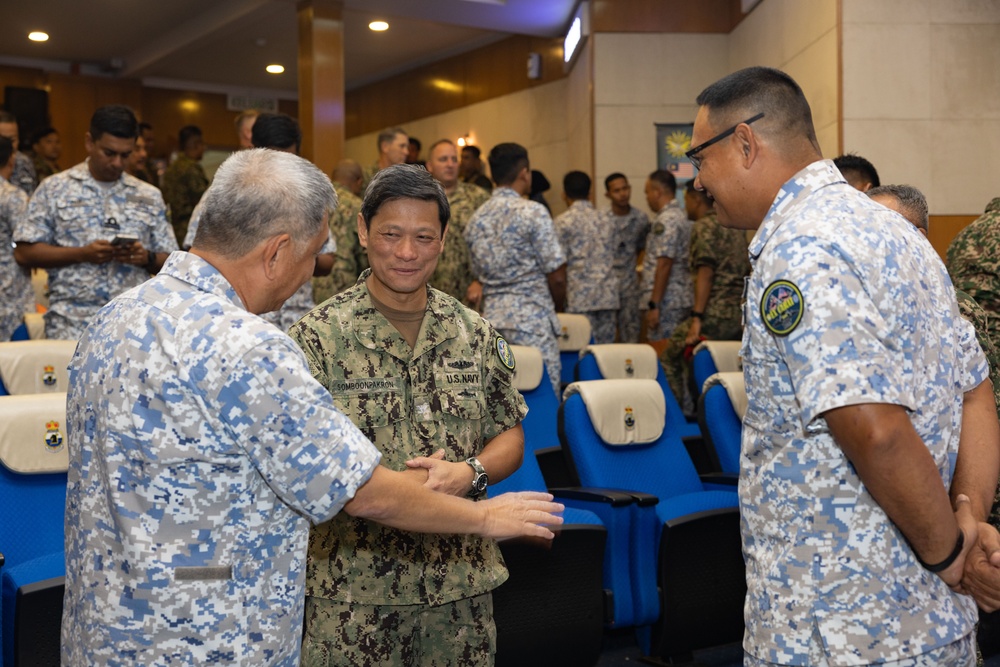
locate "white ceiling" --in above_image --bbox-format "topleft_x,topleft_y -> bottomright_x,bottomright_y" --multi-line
0,0 -> 578,96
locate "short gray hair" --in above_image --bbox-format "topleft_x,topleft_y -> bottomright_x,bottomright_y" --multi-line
193,148 -> 336,258
868,184 -> 929,232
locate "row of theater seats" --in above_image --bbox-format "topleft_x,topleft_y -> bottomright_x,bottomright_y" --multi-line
0,340 -> 75,667
0,330 -> 751,666
495,314 -> 752,665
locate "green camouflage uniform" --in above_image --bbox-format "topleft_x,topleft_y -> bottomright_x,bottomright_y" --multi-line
431,181 -> 489,302
948,198 -> 1000,349
359,160 -> 381,199
957,289 -> 1000,530
660,211 -> 751,413
160,155 -> 208,247
288,273 -> 526,666
313,183 -> 367,304
32,153 -> 58,183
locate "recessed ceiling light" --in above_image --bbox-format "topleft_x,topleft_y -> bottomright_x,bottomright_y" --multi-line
369,21 -> 389,31
266,64 -> 285,74
28,31 -> 49,42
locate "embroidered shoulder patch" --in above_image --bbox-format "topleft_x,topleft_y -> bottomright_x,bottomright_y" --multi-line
652,222 -> 665,235
760,280 -> 804,336
495,335 -> 516,371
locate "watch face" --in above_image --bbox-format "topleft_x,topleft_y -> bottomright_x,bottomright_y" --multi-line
474,474 -> 489,492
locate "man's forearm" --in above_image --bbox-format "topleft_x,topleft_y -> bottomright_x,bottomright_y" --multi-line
477,425 -> 525,486
825,403 -> 961,565
692,265 -> 714,314
952,379 -> 1000,521
15,242 -> 86,268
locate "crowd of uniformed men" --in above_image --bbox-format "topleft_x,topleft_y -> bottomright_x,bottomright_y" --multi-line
4,64 -> 1000,667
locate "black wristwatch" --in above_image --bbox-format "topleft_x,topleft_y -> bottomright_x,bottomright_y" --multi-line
647,300 -> 657,310
465,457 -> 488,499
691,310 -> 704,319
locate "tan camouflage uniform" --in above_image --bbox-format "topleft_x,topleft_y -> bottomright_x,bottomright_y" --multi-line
289,274 -> 526,666
359,160 -> 381,199
160,154 -> 208,246
430,181 -> 489,303
660,211 -> 750,412
313,182 -> 367,305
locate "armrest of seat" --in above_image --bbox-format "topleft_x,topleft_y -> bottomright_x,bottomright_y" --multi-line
535,446 -> 579,488
549,487 -> 635,507
699,472 -> 739,490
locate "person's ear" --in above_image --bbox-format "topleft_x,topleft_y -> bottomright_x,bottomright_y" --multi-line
260,233 -> 292,280
357,213 -> 369,249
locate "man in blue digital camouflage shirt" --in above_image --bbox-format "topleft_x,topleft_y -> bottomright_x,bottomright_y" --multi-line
14,105 -> 178,340
690,66 -> 998,666
554,170 -> 618,343
464,142 -> 566,396
62,148 -> 563,666
0,137 -> 32,340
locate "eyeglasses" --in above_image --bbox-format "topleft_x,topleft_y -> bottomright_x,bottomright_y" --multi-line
685,112 -> 765,170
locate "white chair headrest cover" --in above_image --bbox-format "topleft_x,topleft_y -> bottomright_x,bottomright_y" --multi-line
556,313 -> 592,352
0,393 -> 69,473
32,268 -> 49,308
702,371 -> 748,419
693,340 -> 743,373
564,379 -> 665,445
0,340 -> 77,394
580,344 -> 658,380
509,345 -> 544,392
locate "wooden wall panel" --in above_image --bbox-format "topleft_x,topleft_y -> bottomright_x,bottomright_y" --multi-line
0,65 -> 47,93
345,35 -> 565,138
591,0 -> 744,33
928,214 -> 976,262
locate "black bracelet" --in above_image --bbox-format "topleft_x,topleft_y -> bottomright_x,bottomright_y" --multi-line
145,250 -> 157,272
917,530 -> 964,572
691,311 -> 704,319
647,301 -> 657,310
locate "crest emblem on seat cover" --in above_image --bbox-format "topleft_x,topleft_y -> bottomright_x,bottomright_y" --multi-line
44,420 -> 64,452
625,358 -> 634,376
42,365 -> 57,387
624,406 -> 635,430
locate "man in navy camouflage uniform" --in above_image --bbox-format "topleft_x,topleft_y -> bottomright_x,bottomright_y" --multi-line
691,66 -> 998,666
61,148 -> 563,667
465,143 -> 566,396
290,164 -> 528,666
603,172 -> 649,342
14,105 -> 177,340
554,170 -> 618,343
641,169 -> 693,341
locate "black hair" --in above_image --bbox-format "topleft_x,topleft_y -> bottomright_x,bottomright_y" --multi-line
834,153 -> 881,188
251,113 -> 301,154
488,143 -> 529,186
563,171 -> 591,200
178,125 -> 203,150
360,163 -> 450,233
90,105 -> 139,141
604,172 -> 627,191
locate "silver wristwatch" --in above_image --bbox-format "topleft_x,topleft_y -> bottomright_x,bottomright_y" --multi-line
465,457 -> 488,499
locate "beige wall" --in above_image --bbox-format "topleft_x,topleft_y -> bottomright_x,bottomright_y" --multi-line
344,78 -> 573,217
841,0 -> 1000,215
591,32 -> 729,210
729,0 -> 839,156
590,0 -> 838,213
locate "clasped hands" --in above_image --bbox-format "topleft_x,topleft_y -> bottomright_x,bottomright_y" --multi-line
951,494 -> 1000,611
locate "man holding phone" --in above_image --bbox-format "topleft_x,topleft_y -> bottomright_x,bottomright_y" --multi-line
14,105 -> 177,340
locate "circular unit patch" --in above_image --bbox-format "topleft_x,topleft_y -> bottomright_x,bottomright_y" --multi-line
760,280 -> 804,336
495,336 -> 516,370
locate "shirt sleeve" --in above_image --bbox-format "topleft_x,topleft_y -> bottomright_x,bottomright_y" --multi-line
530,206 -> 566,274
14,179 -> 56,244
146,191 -> 180,253
481,324 -> 528,441
689,218 -> 718,271
763,237 -> 915,426
222,335 -> 380,525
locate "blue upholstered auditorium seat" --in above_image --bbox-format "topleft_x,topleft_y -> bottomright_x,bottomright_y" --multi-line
0,392 -> 68,667
560,379 -> 745,661
697,372 -> 746,476
556,313 -> 593,389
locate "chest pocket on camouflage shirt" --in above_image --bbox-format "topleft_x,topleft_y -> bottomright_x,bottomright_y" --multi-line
331,376 -> 405,438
